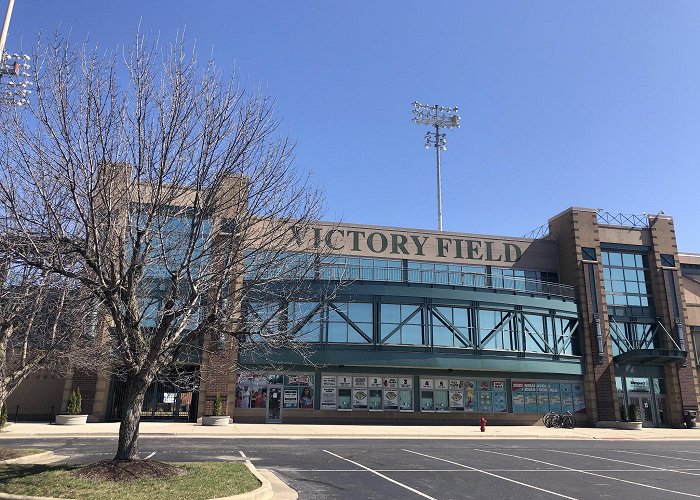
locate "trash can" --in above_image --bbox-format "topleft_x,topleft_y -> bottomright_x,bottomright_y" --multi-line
684,410 -> 697,429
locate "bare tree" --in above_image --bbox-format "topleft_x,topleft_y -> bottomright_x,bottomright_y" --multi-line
0,33 -> 337,460
0,261 -> 95,416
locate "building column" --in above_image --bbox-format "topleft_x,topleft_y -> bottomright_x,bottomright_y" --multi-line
647,215 -> 700,427
548,208 -> 619,425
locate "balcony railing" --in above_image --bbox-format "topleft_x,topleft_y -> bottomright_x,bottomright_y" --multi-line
318,265 -> 575,300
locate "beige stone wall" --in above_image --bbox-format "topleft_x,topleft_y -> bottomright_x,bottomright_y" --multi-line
284,221 -> 560,270
7,373 -> 66,418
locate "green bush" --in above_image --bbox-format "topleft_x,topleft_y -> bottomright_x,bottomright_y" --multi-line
0,403 -> 7,428
619,402 -> 628,422
213,393 -> 223,416
66,388 -> 82,415
627,403 -> 640,422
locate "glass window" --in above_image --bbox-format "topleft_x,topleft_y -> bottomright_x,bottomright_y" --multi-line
381,304 -> 424,345
434,391 -> 449,411
420,391 -> 434,411
338,389 -> 352,410
369,389 -> 382,410
602,250 -> 653,313
399,390 -> 413,411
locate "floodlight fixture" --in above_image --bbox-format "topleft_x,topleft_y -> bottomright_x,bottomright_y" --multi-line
411,101 -> 461,231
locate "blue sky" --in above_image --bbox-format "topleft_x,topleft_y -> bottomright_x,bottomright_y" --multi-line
7,1 -> 700,249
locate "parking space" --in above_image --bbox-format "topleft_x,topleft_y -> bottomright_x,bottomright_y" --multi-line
260,441 -> 700,499
2,437 -> 700,499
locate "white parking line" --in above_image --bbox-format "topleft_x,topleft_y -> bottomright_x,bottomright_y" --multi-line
144,451 -> 156,459
476,448 -> 700,498
323,450 -> 436,500
280,468 -> 700,473
546,449 -> 700,477
611,450 -> 700,463
402,449 -> 577,499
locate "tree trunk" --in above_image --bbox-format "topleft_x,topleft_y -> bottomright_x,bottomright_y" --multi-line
114,373 -> 151,460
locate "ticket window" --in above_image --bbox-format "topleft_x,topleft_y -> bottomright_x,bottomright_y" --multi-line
420,390 -> 434,411
399,390 -> 413,411
338,389 -> 352,410
369,390 -> 382,410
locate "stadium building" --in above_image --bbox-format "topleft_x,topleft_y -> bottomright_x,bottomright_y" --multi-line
9,207 -> 700,427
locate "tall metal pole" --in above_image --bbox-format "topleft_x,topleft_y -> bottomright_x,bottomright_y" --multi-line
0,0 -> 15,62
435,121 -> 443,231
412,101 -> 460,231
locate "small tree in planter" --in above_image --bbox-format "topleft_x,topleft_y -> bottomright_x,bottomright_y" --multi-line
213,394 -> 223,417
618,402 -> 643,430
619,402 -> 628,422
203,393 -> 230,426
628,403 -> 640,422
56,388 -> 88,425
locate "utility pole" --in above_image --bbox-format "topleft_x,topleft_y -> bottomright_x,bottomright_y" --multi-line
0,0 -> 31,106
411,102 -> 460,231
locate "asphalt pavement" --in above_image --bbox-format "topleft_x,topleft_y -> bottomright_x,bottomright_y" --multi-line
2,437 -> 700,499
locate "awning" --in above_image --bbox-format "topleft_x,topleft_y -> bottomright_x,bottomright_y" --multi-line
614,348 -> 687,366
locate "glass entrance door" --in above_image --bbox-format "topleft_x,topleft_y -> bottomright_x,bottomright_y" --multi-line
267,386 -> 282,423
630,395 -> 656,427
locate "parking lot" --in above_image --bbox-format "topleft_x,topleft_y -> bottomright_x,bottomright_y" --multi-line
2,437 -> 700,499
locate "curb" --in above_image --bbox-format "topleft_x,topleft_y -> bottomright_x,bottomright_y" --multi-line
0,452 -> 55,465
213,459 -> 297,500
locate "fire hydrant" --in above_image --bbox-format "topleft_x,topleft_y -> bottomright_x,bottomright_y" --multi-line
480,417 -> 487,432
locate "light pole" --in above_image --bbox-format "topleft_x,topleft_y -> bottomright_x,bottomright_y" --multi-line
412,102 -> 460,231
0,0 -> 31,107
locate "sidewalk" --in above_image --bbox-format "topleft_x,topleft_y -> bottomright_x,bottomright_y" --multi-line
2,421 -> 699,440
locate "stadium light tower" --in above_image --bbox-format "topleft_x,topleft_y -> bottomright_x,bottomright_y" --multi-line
0,0 -> 32,107
412,102 -> 460,231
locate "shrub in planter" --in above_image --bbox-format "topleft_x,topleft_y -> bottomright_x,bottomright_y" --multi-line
619,402 -> 628,422
56,388 -> 88,425
628,403 -> 640,422
66,389 -> 82,415
202,393 -> 230,426
213,393 -> 223,417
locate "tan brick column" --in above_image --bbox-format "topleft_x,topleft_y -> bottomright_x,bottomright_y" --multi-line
548,208 -> 619,425
647,216 -> 700,426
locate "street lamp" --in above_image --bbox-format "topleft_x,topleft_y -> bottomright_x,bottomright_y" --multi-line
0,0 -> 31,107
412,102 -> 460,231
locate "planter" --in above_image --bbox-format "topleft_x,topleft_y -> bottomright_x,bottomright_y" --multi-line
202,415 -> 231,426
617,421 -> 643,430
55,414 -> 88,425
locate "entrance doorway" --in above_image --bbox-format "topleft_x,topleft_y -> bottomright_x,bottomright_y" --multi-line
629,395 -> 656,427
267,386 -> 282,423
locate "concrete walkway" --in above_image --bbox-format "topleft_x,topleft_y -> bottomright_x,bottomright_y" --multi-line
2,421 -> 699,440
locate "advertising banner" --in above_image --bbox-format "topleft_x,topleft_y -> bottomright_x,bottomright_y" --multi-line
449,379 -> 464,390
480,380 -> 491,391
384,377 -> 398,389
286,374 -> 312,385
493,392 -> 507,412
320,388 -> 336,410
449,390 -> 464,409
321,375 -> 336,387
537,393 -> 550,412
492,380 -> 505,391
352,389 -> 368,409
525,393 -> 538,412
383,389 -> 399,410
353,377 -> 367,388
283,389 -> 298,408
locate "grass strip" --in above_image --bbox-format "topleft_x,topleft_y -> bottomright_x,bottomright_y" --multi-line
0,462 -> 261,500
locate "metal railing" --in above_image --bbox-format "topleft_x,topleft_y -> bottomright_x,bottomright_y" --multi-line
524,223 -> 550,239
319,265 -> 575,300
596,211 -> 649,228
